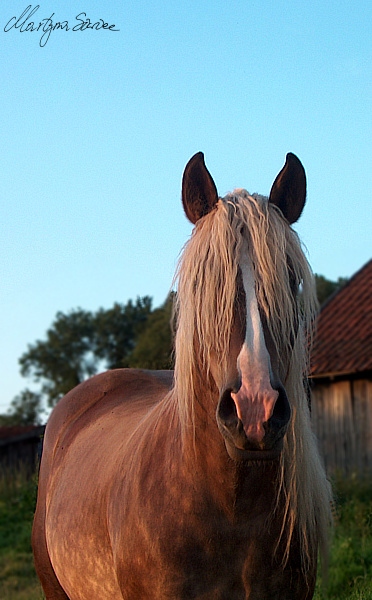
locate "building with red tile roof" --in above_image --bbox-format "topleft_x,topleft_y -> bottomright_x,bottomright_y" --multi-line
310,260 -> 372,474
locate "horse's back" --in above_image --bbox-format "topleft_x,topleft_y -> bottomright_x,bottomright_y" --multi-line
44,368 -> 173,449
33,368 -> 173,600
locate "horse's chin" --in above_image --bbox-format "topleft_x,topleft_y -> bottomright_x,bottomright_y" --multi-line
223,437 -> 283,463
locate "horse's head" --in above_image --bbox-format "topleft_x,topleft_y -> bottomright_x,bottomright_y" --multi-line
179,152 -> 315,461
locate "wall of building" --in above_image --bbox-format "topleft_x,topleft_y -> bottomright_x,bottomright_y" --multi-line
311,376 -> 372,474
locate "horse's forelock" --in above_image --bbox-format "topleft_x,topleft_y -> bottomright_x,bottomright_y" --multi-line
173,191 -> 317,412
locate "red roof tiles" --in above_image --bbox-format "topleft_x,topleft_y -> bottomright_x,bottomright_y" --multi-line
310,260 -> 372,377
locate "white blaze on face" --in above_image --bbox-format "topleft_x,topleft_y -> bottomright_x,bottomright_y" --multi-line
231,245 -> 279,443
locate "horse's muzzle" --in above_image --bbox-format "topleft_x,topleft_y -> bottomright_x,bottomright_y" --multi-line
216,385 -> 291,462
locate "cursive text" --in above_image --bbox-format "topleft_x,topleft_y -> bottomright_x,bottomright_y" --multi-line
4,5 -> 119,47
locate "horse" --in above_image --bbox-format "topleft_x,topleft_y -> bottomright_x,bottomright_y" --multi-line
32,152 -> 332,599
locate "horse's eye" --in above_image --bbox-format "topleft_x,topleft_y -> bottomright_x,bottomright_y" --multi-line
290,272 -> 298,294
287,258 -> 299,296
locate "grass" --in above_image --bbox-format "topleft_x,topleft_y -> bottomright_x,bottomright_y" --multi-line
315,474 -> 372,599
0,469 -> 43,600
0,468 -> 372,598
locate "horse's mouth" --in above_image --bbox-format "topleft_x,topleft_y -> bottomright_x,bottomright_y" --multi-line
216,387 -> 291,462
222,438 -> 284,462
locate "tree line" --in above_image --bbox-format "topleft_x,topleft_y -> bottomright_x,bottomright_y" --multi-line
0,275 -> 347,426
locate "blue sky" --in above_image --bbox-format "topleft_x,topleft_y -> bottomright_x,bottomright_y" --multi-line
1,1 -> 371,414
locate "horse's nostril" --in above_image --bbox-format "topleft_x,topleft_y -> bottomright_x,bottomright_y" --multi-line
268,386 -> 291,430
217,389 -> 238,425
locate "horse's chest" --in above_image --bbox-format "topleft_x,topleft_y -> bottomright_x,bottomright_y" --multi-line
116,525 -> 247,598
115,507 -> 299,599
111,454 -> 312,599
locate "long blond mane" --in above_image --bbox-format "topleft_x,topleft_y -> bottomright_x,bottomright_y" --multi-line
171,190 -> 332,568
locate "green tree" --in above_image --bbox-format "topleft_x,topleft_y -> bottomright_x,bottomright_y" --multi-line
315,274 -> 348,305
0,389 -> 43,426
127,295 -> 174,369
19,308 -> 98,408
18,298 -> 152,409
94,297 -> 152,369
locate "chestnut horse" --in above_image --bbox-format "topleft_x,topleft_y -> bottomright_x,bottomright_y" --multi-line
32,152 -> 331,599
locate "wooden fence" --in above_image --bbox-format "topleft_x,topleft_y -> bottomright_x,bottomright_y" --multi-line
311,377 -> 372,474
0,425 -> 45,474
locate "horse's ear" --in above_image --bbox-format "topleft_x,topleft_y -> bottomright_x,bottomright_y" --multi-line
182,152 -> 218,224
269,153 -> 307,224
